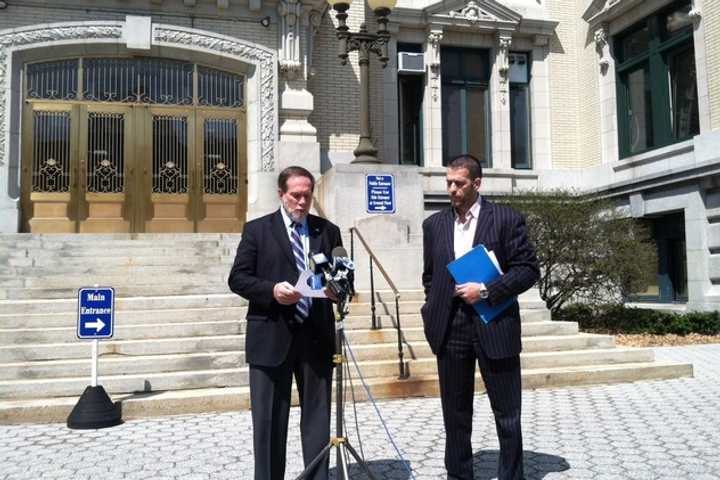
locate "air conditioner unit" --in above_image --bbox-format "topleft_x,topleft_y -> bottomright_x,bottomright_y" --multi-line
398,52 -> 425,74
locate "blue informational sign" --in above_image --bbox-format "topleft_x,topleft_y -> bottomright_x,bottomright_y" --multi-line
77,287 -> 115,339
366,174 -> 396,214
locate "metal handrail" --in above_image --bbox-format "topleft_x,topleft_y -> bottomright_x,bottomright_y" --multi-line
349,227 -> 410,379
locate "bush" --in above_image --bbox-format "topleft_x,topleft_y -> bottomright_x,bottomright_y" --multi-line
502,190 -> 656,312
555,304 -> 720,335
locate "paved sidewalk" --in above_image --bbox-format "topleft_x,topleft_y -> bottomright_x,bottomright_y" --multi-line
1,344 -> 719,480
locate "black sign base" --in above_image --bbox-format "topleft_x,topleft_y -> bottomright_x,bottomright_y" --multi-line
67,385 -> 122,430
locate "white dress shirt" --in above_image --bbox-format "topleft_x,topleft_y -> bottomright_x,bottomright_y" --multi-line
453,195 -> 481,260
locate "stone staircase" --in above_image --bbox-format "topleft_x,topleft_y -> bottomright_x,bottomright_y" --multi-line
0,234 -> 693,423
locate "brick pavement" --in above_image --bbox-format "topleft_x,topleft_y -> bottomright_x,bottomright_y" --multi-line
1,344 -> 719,480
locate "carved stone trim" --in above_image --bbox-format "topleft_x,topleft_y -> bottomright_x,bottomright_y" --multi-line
448,1 -> 496,24
278,0 -> 303,80
689,8 -> 701,23
497,33 -> 512,104
594,23 -> 610,74
152,26 -> 277,171
427,29 -> 443,103
305,6 -> 325,78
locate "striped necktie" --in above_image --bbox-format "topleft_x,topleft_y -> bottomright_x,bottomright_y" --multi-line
290,221 -> 310,323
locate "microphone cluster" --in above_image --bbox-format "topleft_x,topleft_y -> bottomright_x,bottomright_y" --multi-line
309,247 -> 355,303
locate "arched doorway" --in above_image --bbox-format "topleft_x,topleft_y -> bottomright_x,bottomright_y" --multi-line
21,56 -> 247,233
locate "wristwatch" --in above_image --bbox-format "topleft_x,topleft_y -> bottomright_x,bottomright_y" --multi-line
478,283 -> 489,300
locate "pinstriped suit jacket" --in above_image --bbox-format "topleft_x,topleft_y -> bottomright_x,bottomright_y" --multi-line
421,198 -> 540,359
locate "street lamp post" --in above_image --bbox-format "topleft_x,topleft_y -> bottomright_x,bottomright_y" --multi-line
328,0 -> 396,164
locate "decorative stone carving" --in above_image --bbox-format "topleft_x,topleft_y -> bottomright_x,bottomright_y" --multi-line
0,24 -> 123,169
689,8 -> 701,23
497,33 -> 512,104
305,7 -> 324,78
449,0 -> 494,24
278,0 -> 303,79
594,23 -> 610,74
427,29 -> 443,102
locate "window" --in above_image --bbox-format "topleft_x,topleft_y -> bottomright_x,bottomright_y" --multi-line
628,213 -> 687,303
509,53 -> 531,169
25,57 -> 244,107
397,43 -> 424,165
615,1 -> 699,158
441,48 -> 491,166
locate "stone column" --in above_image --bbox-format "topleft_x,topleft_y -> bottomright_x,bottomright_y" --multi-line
277,0 -> 320,144
689,1 -> 711,133
531,34 -> 552,171
277,1 -> 323,176
594,23 -> 619,164
0,54 -> 21,233
423,27 -> 443,168
491,31 -> 512,170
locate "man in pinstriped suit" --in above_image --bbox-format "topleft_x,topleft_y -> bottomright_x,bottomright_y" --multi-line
421,154 -> 540,480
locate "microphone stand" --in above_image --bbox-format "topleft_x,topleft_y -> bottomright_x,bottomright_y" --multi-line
294,289 -> 378,480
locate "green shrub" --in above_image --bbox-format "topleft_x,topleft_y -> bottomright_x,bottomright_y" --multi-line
555,304 -> 720,335
502,190 -> 656,312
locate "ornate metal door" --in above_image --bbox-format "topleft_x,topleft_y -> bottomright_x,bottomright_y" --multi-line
21,57 -> 247,233
21,103 -> 80,233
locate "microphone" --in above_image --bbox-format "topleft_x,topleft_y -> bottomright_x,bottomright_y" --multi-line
330,246 -> 355,273
308,247 -> 355,302
309,252 -> 333,280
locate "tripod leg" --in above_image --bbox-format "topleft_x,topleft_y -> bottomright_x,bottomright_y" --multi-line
293,441 -> 332,480
343,442 -> 379,480
338,444 -> 350,480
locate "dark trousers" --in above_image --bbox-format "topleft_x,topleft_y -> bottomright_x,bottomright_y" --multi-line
249,327 -> 333,480
437,306 -> 523,480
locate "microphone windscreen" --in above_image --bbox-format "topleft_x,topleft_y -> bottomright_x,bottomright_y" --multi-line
331,246 -> 348,259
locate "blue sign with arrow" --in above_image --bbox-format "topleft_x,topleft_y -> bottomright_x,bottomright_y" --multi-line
77,287 -> 115,339
366,174 -> 396,214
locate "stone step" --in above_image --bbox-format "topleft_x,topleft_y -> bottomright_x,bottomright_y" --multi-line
0,337 -> 633,384
0,320 -> 241,344
0,309 -> 547,338
0,294 -> 247,314
0,346 -> 675,400
343,322 -> 578,345
0,367 -> 248,399
357,361 -> 694,402
18,272 -> 228,289
0,351 -> 244,381
352,290 -> 425,302
352,289 -> 546,309
0,306 -> 249,328
0,360 -> 693,424
4,264 -> 233,279
10,255 -> 236,269
0,332 -> 611,364
0,284 -> 233,300
0,248 -> 237,262
0,335 -> 242,362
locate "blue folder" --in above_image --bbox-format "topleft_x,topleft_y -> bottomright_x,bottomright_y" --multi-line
447,245 -> 516,324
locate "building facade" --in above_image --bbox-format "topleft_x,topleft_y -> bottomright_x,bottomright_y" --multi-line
0,0 -> 718,309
